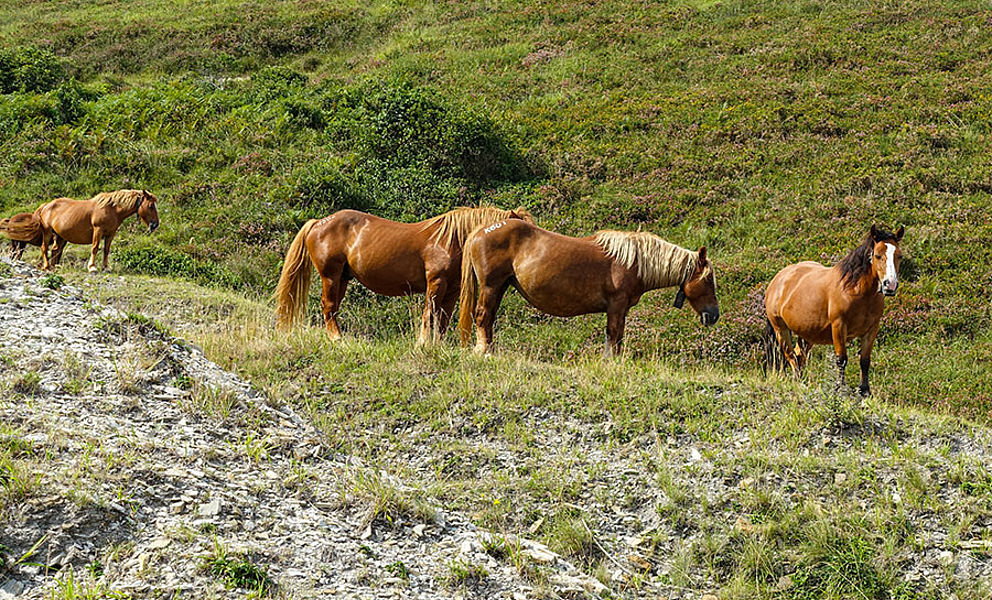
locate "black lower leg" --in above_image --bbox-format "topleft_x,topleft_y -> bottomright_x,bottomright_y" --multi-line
858,357 -> 871,396
836,355 -> 847,388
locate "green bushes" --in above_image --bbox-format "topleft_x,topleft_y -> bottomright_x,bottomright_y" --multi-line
0,47 -> 66,94
115,247 -> 239,289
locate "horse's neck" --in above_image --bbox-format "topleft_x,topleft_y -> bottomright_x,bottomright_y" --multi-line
840,268 -> 879,299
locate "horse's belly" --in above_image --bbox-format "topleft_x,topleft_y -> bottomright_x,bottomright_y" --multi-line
513,272 -> 608,317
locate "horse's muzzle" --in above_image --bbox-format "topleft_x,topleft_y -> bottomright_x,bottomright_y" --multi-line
149,221 -> 160,233
881,280 -> 898,296
701,308 -> 719,326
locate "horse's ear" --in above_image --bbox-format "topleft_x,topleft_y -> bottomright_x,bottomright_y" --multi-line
698,246 -> 707,263
869,224 -> 880,240
895,226 -> 904,241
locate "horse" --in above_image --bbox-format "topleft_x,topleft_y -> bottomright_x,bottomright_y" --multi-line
0,211 -> 45,261
764,225 -> 904,396
458,220 -> 720,355
36,190 -> 160,272
274,206 -> 534,344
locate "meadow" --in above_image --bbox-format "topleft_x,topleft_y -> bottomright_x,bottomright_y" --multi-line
2,0 -> 992,597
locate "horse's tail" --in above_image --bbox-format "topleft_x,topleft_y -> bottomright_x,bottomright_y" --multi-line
763,318 -> 785,375
0,213 -> 43,245
458,238 -> 480,347
275,219 -> 318,330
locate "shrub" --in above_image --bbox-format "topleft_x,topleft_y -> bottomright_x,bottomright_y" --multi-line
0,47 -> 66,94
290,158 -> 370,219
250,65 -> 307,103
115,247 -> 239,288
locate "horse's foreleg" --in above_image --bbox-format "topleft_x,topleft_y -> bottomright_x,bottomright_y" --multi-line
605,301 -> 630,357
857,323 -> 880,397
474,280 -> 510,354
436,288 -> 459,341
418,278 -> 447,346
88,228 -> 103,273
101,232 -> 116,271
831,321 -> 848,389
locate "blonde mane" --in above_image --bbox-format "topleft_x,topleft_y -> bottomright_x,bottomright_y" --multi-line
593,230 -> 703,288
92,189 -> 146,211
426,206 -> 534,249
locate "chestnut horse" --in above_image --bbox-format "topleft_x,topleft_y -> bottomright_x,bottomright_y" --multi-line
764,225 -> 904,396
36,190 -> 160,272
458,220 -> 719,355
275,206 -> 534,344
0,211 -> 45,261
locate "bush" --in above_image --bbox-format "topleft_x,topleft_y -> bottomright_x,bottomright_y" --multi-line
115,247 -> 239,288
250,65 -> 307,103
0,47 -> 66,94
290,158 -> 370,219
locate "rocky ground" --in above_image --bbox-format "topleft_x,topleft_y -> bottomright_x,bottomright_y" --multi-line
0,260 -> 604,599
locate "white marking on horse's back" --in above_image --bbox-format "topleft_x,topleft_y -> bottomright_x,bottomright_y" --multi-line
483,220 -> 507,234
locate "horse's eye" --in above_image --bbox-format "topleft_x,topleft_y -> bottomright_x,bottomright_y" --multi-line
874,254 -> 881,259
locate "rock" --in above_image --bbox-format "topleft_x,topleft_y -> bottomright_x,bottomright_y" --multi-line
0,580 -> 25,597
776,575 -> 794,591
147,538 -> 171,550
834,472 -> 847,485
938,550 -> 954,566
701,595 -> 719,600
198,499 -> 221,517
412,524 -> 426,538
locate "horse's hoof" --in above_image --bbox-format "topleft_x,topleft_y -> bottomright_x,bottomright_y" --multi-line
858,386 -> 871,398
88,266 -> 98,273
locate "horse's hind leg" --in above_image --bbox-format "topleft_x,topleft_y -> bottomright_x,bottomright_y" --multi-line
770,318 -> 801,375
11,241 -> 24,261
795,338 -> 812,371
50,236 -> 68,267
319,262 -> 348,341
474,278 -> 511,354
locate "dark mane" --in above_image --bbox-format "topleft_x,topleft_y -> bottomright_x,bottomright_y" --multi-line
838,227 -> 899,289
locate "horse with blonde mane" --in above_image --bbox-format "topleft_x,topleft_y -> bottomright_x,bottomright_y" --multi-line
36,189 -> 160,272
275,206 -> 534,344
764,224 -> 904,396
0,211 -> 45,260
459,220 -> 719,355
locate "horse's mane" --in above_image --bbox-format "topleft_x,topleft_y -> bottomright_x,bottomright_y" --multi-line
593,230 -> 703,288
427,205 -> 534,249
92,189 -> 146,211
838,227 -> 899,289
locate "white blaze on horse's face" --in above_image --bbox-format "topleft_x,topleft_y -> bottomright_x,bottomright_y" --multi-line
878,242 -> 899,296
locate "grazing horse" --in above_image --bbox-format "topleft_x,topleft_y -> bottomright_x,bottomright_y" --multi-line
458,220 -> 720,355
764,225 -> 904,396
274,206 -> 534,344
0,211 -> 45,261
36,190 -> 160,272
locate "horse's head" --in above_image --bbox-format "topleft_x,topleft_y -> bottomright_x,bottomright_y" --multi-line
680,247 -> 719,326
510,206 -> 536,224
138,190 -> 160,233
869,224 -> 904,296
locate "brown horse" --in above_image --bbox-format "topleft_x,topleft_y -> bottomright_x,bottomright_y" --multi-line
36,190 -> 160,272
0,211 -> 45,261
764,225 -> 904,396
275,206 -> 534,344
458,220 -> 720,355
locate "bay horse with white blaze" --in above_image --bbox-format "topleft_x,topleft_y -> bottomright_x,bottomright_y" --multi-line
36,190 -> 160,272
275,206 -> 534,344
459,220 -> 719,355
0,211 -> 45,261
764,225 -> 904,396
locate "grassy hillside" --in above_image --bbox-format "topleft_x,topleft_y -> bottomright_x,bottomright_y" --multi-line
3,0 -> 990,421
1,5 -> 990,415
